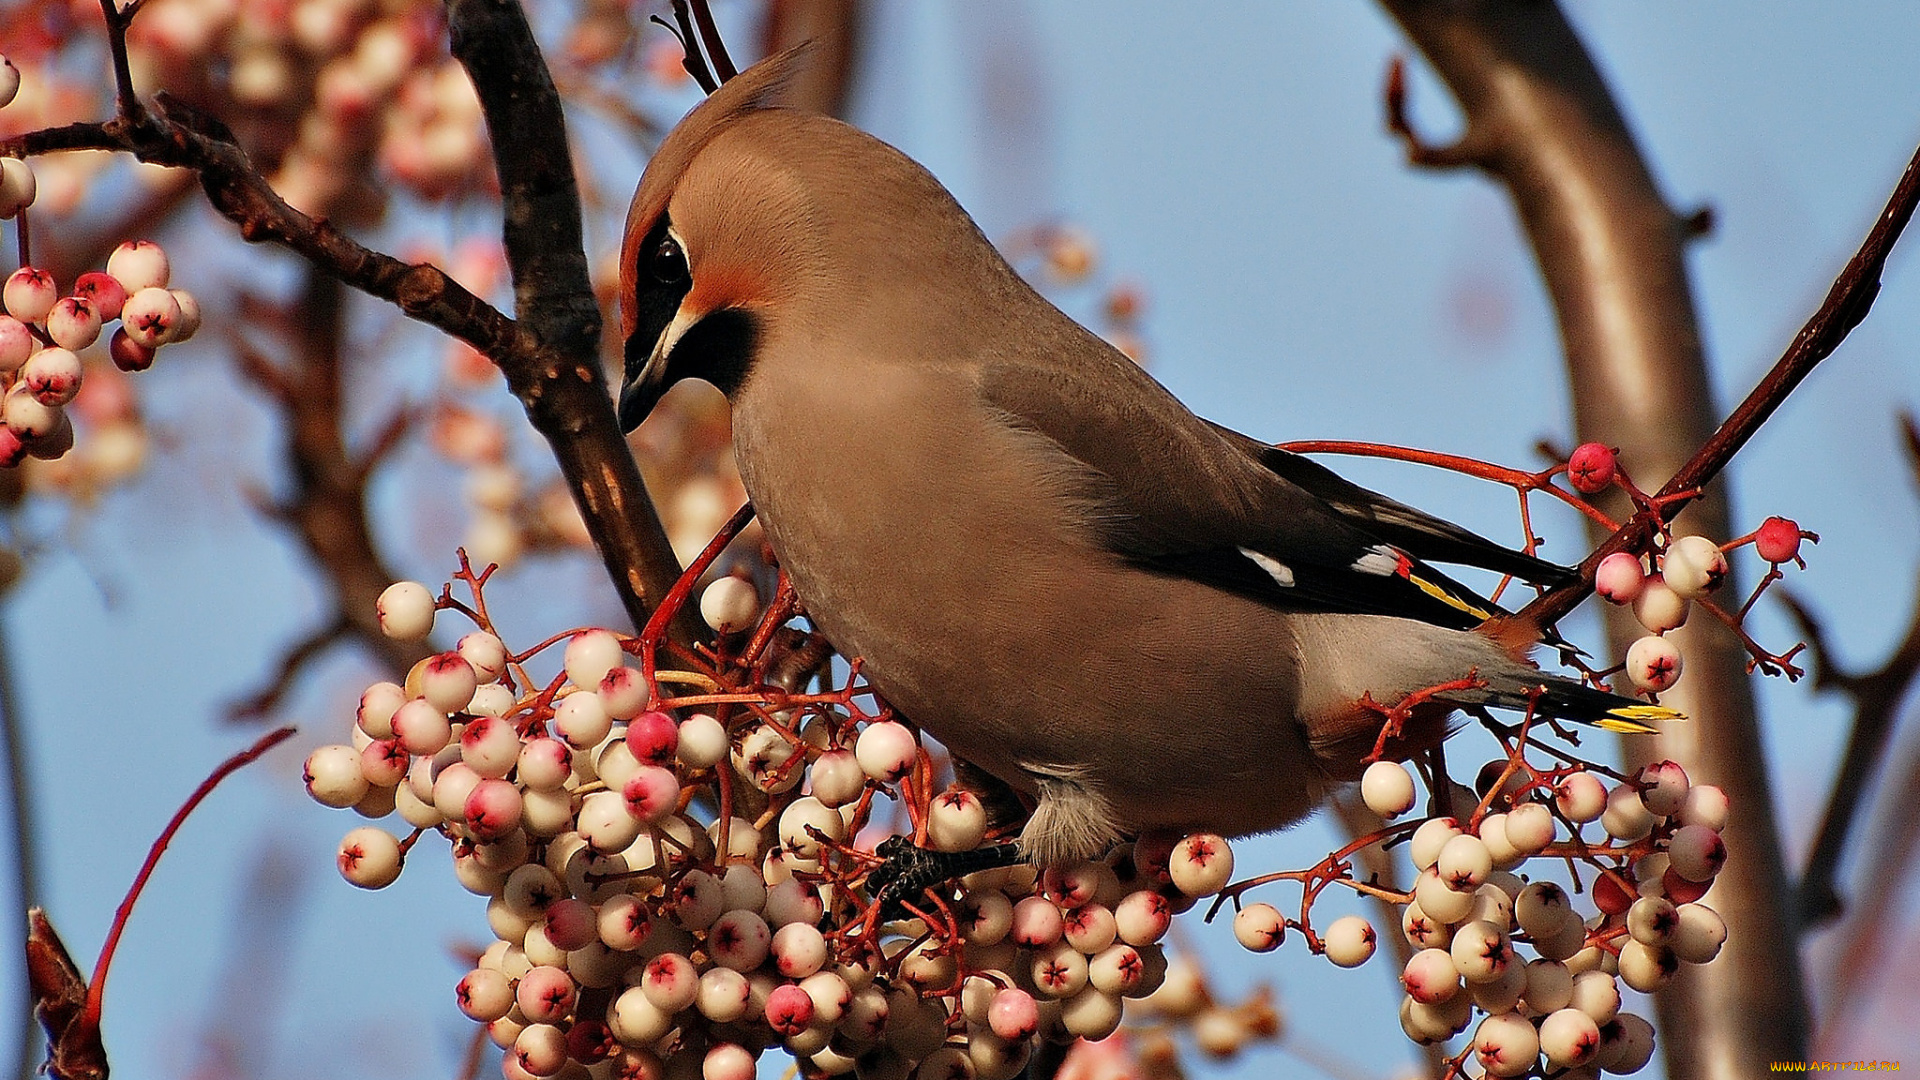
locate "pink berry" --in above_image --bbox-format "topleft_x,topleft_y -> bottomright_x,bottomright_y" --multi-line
928,786 -> 988,852
808,747 -> 864,807
988,987 -> 1039,1041
72,272 -> 127,320
625,710 -> 679,766
1323,914 -> 1377,968
1635,760 -> 1690,817
596,894 -> 652,951
1031,941 -> 1089,998
515,965 -> 577,1024
4,267 -> 56,322
305,744 -> 369,808
458,715 -> 520,778
391,697 -> 452,756
1661,535 -> 1728,599
1011,895 -> 1064,948
455,630 -> 508,681
1567,442 -> 1617,494
0,315 -> 30,372
763,983 -> 814,1036
1401,947 -> 1461,1004
3,389 -> 61,441
1474,1012 -> 1542,1077
1232,902 -> 1286,953
1666,824 -> 1727,882
337,826 -> 403,888
516,736 -> 572,790
108,328 -> 155,372
562,628 -> 624,689
708,909 -> 773,973
456,967 -> 514,1022
771,920 -> 828,978
107,239 -> 170,292
1594,551 -> 1646,604
1169,833 -> 1234,896
1114,888 -> 1173,946
1632,574 -> 1689,633
702,1044 -> 755,1080
511,1023 -> 566,1077
1625,635 -> 1683,692
641,952 -> 699,1012
1756,516 -> 1804,563
22,348 -> 82,407
0,157 -> 34,218
376,581 -> 436,639
45,298 -> 100,351
464,777 -> 522,840
622,765 -> 681,824
854,720 -> 916,782
167,289 -> 200,342
420,651 -> 478,713
358,739 -> 409,787
1554,772 -> 1608,823
1360,759 -> 1416,817
1540,1007 -> 1602,1069
356,681 -> 406,737
598,664 -> 648,719
121,286 -> 181,348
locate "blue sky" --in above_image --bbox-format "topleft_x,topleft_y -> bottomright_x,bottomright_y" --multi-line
7,2 -> 1920,1078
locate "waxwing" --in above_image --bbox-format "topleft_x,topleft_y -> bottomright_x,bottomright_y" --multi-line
616,49 -> 1674,868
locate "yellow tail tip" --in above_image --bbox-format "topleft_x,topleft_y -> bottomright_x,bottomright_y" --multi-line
1597,704 -> 1688,734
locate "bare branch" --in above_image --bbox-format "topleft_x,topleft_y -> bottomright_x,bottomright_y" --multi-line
1793,414 -> 1920,926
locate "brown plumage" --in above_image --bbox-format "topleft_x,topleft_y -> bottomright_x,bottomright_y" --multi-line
618,49 -> 1675,867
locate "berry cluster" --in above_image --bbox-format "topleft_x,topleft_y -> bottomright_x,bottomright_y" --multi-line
315,561 -> 1268,1079
306,537 -> 1735,1080
1566,442 -> 1816,692
0,229 -> 194,468
1342,754 -> 1728,1075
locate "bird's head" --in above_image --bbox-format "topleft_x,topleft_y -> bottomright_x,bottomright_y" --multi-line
617,47 -> 1031,433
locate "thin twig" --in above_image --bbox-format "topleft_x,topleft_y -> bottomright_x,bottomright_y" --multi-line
1519,140 -> 1920,628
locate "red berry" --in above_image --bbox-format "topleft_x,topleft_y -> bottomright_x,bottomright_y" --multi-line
1567,442 -> 1617,495
1755,516 -> 1803,564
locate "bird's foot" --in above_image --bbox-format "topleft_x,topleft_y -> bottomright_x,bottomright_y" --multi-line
866,835 -> 1025,922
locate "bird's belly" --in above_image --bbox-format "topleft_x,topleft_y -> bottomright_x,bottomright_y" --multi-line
730,370 -> 1325,839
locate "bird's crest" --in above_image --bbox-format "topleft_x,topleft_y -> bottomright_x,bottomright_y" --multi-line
620,43 -> 811,339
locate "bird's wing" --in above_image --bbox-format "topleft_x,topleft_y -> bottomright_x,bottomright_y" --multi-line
1203,422 -> 1577,586
977,351 -> 1524,631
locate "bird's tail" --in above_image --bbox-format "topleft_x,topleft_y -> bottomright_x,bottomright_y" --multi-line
1444,673 -> 1684,735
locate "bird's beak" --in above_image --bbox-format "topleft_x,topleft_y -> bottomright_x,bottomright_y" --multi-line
618,305 -> 699,433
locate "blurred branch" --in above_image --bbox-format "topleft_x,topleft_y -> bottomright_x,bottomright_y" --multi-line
225,271 -> 430,719
1790,413 -> 1920,926
448,0 -> 699,642
1375,2 -> 1864,1074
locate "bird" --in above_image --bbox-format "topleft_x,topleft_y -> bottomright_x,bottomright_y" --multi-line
615,48 -> 1677,869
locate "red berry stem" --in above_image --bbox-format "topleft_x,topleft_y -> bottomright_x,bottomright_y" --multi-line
80,725 -> 296,1038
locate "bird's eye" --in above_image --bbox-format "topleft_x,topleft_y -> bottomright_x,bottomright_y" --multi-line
651,236 -> 688,284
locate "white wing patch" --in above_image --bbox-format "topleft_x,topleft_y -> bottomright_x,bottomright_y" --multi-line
1352,544 -> 1403,577
1238,547 -> 1296,587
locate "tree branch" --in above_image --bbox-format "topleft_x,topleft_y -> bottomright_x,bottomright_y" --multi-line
1791,413 -> 1920,926
447,0 -> 700,642
1377,3 -> 1828,1073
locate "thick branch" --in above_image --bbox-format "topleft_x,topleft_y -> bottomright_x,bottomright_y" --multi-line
447,0 -> 698,641
1378,3 -> 1817,1073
